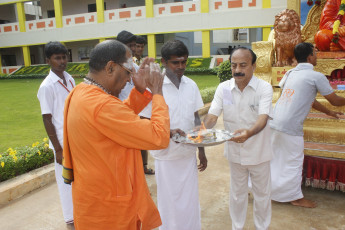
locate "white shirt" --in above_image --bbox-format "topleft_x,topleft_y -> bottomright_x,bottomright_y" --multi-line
37,70 -> 75,149
270,63 -> 333,136
208,76 -> 273,165
143,75 -> 204,160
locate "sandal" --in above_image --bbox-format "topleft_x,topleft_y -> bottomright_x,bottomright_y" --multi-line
144,167 -> 155,175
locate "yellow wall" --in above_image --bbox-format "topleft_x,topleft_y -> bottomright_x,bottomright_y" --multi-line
147,34 -> 156,58
54,0 -> 63,28
262,0 -> 271,41
16,2 -> 26,32
145,0 -> 154,18
22,46 -> 31,67
96,0 -> 104,23
202,31 -> 211,58
201,0 -> 209,13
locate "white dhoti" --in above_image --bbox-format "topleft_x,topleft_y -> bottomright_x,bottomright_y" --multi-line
155,156 -> 201,230
229,161 -> 271,230
270,129 -> 304,202
54,150 -> 74,223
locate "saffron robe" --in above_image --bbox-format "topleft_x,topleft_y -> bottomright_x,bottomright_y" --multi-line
62,83 -> 170,230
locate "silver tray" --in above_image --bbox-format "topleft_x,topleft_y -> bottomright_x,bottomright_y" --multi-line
171,129 -> 234,147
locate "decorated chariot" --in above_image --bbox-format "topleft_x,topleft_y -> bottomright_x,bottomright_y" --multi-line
252,0 -> 345,192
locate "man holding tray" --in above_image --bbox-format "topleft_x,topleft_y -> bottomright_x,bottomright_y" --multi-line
204,47 -> 273,230
140,40 -> 207,230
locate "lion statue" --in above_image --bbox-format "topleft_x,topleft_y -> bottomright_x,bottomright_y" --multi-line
274,9 -> 302,67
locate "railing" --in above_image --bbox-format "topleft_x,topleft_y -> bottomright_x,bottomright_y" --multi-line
209,0 -> 258,12
25,18 -> 56,32
1,66 -> 21,74
62,12 -> 97,27
153,1 -> 200,17
0,22 -> 20,34
0,0 -> 266,34
105,6 -> 146,22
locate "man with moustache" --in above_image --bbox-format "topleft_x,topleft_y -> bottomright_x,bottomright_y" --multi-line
62,40 -> 170,229
37,41 -> 74,225
204,47 -> 273,230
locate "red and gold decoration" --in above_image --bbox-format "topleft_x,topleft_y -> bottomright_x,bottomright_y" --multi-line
307,0 -> 321,6
332,0 -> 345,44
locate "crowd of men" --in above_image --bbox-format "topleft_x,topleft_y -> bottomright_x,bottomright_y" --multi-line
37,30 -> 345,230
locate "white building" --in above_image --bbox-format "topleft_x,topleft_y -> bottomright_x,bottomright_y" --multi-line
0,0 -> 297,73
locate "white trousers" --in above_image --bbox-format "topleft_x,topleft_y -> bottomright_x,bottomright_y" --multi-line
229,161 -> 271,230
155,156 -> 201,230
270,129 -> 304,202
54,151 -> 73,223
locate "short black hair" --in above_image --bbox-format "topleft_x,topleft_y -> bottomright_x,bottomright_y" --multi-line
89,40 -> 127,73
161,40 -> 189,61
294,42 -> 314,63
116,30 -> 136,45
230,47 -> 257,64
136,36 -> 147,45
44,41 -> 68,59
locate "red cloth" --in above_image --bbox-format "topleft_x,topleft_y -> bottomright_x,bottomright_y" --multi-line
304,155 -> 345,192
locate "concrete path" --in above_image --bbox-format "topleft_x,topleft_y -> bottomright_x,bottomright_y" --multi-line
0,115 -> 345,230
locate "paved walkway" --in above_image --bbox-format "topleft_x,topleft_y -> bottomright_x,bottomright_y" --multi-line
1,115 -> 345,230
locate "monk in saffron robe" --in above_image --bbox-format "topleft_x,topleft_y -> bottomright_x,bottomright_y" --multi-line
315,0 -> 345,51
62,40 -> 170,230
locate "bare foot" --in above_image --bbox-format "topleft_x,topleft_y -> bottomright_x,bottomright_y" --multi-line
291,198 -> 317,208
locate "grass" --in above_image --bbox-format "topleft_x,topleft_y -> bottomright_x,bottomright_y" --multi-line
0,75 -> 218,152
0,78 -> 82,153
188,74 -> 219,90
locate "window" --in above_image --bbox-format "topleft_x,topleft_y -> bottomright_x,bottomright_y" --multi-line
233,28 -> 249,42
156,34 -> 164,43
47,10 -> 55,18
68,49 -> 72,62
88,3 -> 106,13
78,47 -> 93,61
2,55 -> 17,66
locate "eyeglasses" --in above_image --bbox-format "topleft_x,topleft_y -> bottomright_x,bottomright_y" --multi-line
119,64 -> 134,76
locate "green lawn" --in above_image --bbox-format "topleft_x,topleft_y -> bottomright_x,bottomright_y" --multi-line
0,75 -> 218,152
188,74 -> 219,90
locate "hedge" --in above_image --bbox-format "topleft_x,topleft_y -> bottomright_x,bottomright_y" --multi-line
2,57 -> 213,79
0,138 -> 54,182
5,63 -> 89,79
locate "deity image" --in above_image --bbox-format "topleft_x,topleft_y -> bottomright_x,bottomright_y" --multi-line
315,0 -> 345,51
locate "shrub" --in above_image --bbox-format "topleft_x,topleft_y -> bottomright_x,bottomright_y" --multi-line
1,63 -> 89,80
200,86 -> 217,104
0,73 -> 9,78
184,67 -> 218,75
217,60 -> 232,82
0,138 -> 54,182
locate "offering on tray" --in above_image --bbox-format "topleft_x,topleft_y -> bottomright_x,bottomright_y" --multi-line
172,127 -> 234,147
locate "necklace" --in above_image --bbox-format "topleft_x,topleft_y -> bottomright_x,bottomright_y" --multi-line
84,77 -> 112,95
